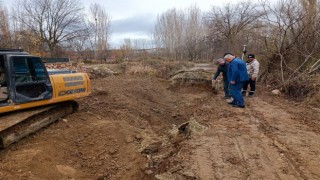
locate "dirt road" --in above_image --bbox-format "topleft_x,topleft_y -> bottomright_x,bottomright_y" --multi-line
186,96 -> 320,180
0,65 -> 319,179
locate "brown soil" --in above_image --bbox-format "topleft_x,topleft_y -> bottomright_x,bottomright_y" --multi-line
0,63 -> 320,180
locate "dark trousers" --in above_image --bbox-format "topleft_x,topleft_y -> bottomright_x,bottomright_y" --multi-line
223,80 -> 231,98
242,79 -> 256,96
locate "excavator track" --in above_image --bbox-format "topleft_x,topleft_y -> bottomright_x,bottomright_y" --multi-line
0,101 -> 78,148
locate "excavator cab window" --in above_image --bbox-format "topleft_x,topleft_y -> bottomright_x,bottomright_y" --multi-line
0,56 -> 8,102
11,56 -> 53,103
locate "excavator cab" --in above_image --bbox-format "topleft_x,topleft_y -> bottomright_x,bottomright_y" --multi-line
0,50 -> 53,106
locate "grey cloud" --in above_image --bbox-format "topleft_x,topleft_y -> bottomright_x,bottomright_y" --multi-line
111,13 -> 156,36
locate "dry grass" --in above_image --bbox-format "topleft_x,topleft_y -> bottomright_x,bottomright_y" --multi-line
306,91 -> 320,108
260,71 -> 319,104
282,74 -> 319,100
125,59 -> 195,78
127,64 -> 157,76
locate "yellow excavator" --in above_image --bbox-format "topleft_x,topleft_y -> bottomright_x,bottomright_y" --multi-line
0,49 -> 91,148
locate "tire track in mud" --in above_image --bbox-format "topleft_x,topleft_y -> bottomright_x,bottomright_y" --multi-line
186,96 -> 320,179
253,112 -> 308,180
250,98 -> 320,180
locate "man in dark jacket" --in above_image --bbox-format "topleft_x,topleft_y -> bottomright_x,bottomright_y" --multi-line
212,59 -> 231,99
224,53 -> 249,108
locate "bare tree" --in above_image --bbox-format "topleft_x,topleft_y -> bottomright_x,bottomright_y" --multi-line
249,0 -> 320,97
206,1 -> 264,53
184,5 -> 206,61
153,5 -> 206,61
65,26 -> 92,61
260,0 -> 320,81
119,38 -> 133,60
10,6 -> 41,54
153,8 -> 185,60
15,0 -> 87,57
89,3 -> 112,62
133,39 -> 150,50
0,4 -> 11,48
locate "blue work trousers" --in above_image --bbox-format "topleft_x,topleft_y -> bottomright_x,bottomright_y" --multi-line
230,81 -> 245,106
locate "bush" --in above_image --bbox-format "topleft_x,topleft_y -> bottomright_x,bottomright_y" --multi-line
282,75 -> 318,99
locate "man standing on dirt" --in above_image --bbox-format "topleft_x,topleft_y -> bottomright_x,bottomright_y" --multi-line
212,59 -> 231,99
242,54 -> 260,97
224,53 -> 249,108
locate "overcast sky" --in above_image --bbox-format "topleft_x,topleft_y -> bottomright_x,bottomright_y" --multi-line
3,0 -> 271,48
82,0 -> 227,48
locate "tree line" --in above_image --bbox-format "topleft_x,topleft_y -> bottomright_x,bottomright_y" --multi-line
0,0 -> 319,96
153,0 -> 319,97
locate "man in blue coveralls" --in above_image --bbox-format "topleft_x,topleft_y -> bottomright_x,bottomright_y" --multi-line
223,53 -> 249,108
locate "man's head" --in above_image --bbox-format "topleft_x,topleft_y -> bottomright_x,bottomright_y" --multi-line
215,58 -> 225,65
248,54 -> 255,61
223,52 -> 233,57
224,53 -> 234,62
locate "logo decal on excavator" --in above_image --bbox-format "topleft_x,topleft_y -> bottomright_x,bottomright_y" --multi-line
63,76 -> 85,87
63,76 -> 83,81
64,81 -> 84,87
58,88 -> 86,96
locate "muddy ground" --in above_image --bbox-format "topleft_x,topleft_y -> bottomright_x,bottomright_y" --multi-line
0,62 -> 320,180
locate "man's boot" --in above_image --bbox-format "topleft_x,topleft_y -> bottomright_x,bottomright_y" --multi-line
241,90 -> 247,97
248,91 -> 255,97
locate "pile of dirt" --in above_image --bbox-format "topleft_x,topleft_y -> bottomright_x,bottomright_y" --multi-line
169,70 -> 211,86
87,67 -> 116,79
45,62 -> 86,72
